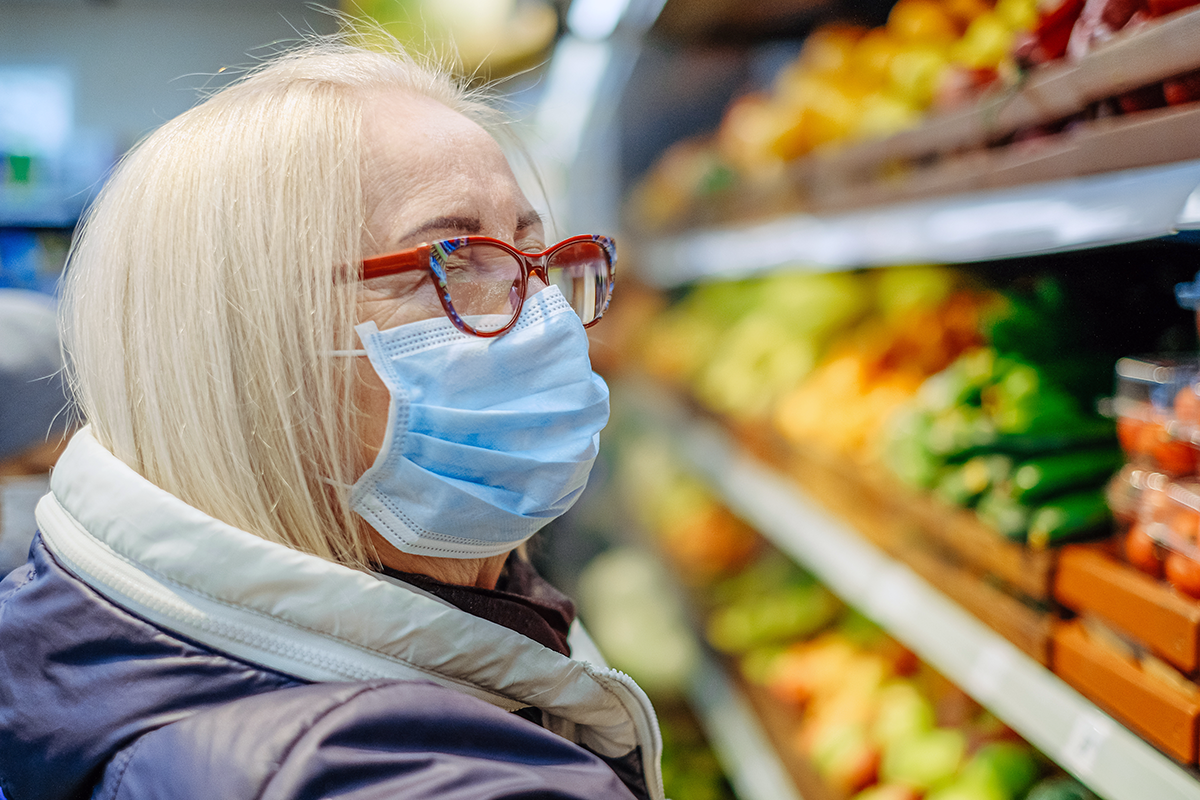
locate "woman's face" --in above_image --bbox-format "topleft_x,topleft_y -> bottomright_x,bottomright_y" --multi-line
354,89 -> 546,466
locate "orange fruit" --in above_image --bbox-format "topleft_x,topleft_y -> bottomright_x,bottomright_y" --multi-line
1116,414 -> 1152,460
888,0 -> 961,43
1151,431 -> 1198,476
1125,523 -> 1164,577
1165,551 -> 1200,598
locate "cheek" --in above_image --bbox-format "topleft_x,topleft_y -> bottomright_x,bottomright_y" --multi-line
354,358 -> 392,472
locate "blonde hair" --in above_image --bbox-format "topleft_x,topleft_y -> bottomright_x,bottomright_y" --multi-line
61,33 -> 503,568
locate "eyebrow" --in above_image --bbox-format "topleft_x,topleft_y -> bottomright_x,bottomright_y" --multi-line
517,210 -> 543,230
398,215 -> 481,243
397,210 -> 545,247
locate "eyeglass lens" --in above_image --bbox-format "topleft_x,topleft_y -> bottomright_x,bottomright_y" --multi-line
439,240 -> 610,334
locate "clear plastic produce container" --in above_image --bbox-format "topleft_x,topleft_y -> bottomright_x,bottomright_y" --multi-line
1110,355 -> 1200,476
1134,472 -> 1200,597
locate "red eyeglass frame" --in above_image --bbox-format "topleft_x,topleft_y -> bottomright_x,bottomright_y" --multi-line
360,234 -> 616,338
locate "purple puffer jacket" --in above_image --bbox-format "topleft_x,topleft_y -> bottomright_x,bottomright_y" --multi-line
0,429 -> 661,800
0,538 -> 646,800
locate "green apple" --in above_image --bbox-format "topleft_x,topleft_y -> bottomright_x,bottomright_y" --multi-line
958,742 -> 1039,799
881,727 -> 967,790
872,680 -> 937,747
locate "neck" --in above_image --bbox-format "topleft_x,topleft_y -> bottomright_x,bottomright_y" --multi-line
367,529 -> 509,589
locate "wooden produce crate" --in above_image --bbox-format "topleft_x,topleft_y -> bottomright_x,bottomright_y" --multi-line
1053,618 -> 1200,764
814,101 -> 1200,213
1056,545 -> 1200,675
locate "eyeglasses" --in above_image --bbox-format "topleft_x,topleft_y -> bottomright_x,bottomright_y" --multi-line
360,234 -> 616,337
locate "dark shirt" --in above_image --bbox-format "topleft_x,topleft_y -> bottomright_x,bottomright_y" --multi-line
374,554 -> 576,656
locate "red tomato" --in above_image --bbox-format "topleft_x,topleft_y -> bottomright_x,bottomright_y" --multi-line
1152,435 -> 1199,476
1117,415 -> 1153,459
1171,507 -> 1200,543
1165,551 -> 1200,599
1117,83 -> 1166,114
1163,69 -> 1200,106
1125,523 -> 1164,577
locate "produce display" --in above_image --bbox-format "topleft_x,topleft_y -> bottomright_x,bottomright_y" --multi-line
628,0 -> 1200,231
615,430 -> 764,584
641,269 -> 877,423
712,0 -> 1037,175
606,254 -> 1200,776
596,435 -> 1101,800
631,263 -> 1185,551
746,619 -> 1072,800
882,344 -> 1118,548
641,264 -> 988,438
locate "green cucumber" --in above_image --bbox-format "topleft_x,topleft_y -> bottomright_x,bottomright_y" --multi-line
1027,488 -> 1112,550
953,419 -> 1116,461
936,455 -> 1014,507
976,489 -> 1033,542
1010,448 -> 1124,503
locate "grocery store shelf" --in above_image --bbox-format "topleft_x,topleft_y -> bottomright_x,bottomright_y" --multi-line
618,380 -> 1200,800
636,158 -> 1200,285
687,653 -> 805,800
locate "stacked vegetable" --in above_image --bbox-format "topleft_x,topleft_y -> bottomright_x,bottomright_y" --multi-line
641,265 -> 989,453
641,270 -> 872,423
883,275 -> 1123,548
599,429 -> 1104,800
703,553 -> 1096,800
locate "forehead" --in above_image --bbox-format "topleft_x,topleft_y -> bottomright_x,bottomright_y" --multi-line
359,90 -> 529,241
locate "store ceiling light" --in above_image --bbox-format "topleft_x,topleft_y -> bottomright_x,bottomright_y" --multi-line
566,0 -> 632,40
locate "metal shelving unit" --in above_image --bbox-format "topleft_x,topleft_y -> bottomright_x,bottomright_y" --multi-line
617,381 -> 1200,800
637,158 -> 1200,287
540,4 -> 1200,798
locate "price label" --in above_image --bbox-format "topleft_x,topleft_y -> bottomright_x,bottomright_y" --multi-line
1061,711 -> 1114,777
965,641 -> 1015,703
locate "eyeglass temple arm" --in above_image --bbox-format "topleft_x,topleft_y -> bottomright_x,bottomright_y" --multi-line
361,245 -> 431,280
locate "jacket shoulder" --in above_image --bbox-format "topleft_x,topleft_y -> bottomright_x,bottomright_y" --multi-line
96,679 -> 640,800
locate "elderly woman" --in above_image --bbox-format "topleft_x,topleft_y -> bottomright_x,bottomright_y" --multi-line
0,34 -> 661,800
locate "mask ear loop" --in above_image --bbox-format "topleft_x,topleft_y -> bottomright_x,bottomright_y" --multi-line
321,340 -> 368,484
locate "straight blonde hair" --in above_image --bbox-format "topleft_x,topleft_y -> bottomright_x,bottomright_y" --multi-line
61,33 -> 504,568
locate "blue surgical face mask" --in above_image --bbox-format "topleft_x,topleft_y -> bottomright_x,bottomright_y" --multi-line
349,286 -> 610,559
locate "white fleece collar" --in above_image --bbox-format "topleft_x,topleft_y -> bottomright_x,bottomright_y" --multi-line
36,427 -> 661,795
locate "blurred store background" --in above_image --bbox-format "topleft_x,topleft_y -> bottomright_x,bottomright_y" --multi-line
6,1 -> 1200,799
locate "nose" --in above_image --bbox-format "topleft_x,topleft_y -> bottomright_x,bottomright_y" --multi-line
526,273 -> 550,298
525,258 -> 550,296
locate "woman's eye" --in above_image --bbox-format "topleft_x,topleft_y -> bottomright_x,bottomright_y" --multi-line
365,270 -> 430,298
